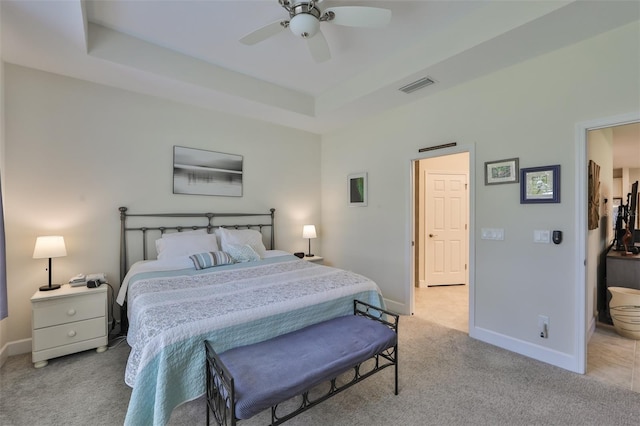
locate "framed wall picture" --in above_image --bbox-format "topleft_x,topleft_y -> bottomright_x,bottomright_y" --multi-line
173,146 -> 243,196
484,158 -> 519,185
520,165 -> 560,204
348,172 -> 367,207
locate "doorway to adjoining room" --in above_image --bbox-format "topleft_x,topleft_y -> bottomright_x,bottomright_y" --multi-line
413,152 -> 470,333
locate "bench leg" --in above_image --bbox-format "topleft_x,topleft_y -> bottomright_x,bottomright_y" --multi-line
205,341 -> 237,426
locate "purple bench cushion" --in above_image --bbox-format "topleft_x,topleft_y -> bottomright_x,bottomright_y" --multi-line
218,314 -> 397,420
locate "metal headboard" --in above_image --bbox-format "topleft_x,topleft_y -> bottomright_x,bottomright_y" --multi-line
119,206 -> 276,284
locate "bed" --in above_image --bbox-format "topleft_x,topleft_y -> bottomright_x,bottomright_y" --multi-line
116,207 -> 386,426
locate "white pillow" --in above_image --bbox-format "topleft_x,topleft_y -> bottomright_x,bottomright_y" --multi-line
155,233 -> 219,260
218,227 -> 267,258
162,229 -> 207,238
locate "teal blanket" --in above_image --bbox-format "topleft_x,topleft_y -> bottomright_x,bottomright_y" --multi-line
123,255 -> 384,425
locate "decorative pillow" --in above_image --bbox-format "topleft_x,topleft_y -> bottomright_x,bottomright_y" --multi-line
189,251 -> 234,270
155,234 -> 219,260
218,227 -> 267,258
225,244 -> 261,263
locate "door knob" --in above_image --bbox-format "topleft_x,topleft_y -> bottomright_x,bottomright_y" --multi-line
429,234 -> 437,238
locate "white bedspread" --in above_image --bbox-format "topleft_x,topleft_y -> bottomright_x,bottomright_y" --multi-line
122,254 -> 385,426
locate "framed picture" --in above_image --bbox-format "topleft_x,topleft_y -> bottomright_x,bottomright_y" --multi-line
520,165 -> 560,204
348,172 -> 367,207
173,146 -> 243,197
484,158 -> 519,185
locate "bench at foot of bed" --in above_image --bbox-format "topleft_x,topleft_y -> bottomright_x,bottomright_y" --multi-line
204,299 -> 399,426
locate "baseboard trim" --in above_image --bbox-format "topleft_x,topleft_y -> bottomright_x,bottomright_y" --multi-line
470,326 -> 580,373
384,298 -> 410,316
0,342 -> 6,368
587,316 -> 596,342
0,338 -> 32,367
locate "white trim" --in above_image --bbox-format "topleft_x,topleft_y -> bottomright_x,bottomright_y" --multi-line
384,298 -> 409,315
0,338 -> 32,367
587,315 -> 596,343
574,111 -> 640,374
473,327 -> 578,371
406,144 -> 475,335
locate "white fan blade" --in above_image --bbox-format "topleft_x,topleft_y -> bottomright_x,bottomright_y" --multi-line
324,6 -> 391,28
307,31 -> 331,63
240,20 -> 285,45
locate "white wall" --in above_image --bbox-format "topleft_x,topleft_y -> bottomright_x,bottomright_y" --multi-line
586,129 -> 614,333
320,21 -> 640,370
3,64 -> 321,344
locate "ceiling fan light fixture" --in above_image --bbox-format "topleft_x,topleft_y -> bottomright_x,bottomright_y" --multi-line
289,13 -> 320,38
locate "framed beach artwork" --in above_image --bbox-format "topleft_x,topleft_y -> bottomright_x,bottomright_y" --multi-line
173,146 -> 243,197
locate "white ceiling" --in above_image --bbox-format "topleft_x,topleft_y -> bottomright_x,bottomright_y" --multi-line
2,1 -> 639,135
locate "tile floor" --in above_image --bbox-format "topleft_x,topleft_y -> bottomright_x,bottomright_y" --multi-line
414,285 -> 639,393
587,323 -> 639,392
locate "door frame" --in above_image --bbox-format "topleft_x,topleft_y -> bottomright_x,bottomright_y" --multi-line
575,111 -> 640,374
407,144 -> 475,335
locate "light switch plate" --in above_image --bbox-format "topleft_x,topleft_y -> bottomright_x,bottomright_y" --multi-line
481,228 -> 504,240
534,230 -> 550,243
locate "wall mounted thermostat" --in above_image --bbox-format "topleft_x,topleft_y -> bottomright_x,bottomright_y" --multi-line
552,230 -> 562,245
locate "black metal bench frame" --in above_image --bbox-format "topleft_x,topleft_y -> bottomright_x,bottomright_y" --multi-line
204,300 -> 399,426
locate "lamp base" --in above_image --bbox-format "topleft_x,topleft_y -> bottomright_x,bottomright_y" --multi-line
39,284 -> 61,291
305,253 -> 314,257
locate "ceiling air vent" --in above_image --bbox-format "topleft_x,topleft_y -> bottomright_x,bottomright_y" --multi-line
399,77 -> 435,94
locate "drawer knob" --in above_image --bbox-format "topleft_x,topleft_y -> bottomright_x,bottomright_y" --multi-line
67,308 -> 76,316
67,330 -> 76,337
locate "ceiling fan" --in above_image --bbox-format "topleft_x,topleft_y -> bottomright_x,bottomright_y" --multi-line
239,0 -> 392,63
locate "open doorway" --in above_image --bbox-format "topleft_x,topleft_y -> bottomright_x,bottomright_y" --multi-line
585,120 -> 640,391
412,151 -> 470,333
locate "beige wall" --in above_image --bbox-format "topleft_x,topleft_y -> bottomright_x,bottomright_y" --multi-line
320,21 -> 640,371
3,64 -> 321,345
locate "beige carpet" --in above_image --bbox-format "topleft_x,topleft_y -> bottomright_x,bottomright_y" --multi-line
2,290 -> 640,425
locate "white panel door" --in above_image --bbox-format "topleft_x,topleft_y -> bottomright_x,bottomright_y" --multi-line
425,171 -> 468,286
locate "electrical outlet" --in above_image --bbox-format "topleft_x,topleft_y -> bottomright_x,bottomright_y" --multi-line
538,315 -> 549,338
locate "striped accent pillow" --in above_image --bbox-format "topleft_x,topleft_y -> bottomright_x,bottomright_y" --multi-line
189,251 -> 234,270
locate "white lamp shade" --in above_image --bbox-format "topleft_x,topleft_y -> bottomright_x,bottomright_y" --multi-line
289,13 -> 320,38
302,225 -> 317,239
33,236 -> 67,259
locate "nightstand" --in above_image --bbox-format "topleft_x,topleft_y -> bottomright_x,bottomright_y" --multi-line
31,284 -> 108,368
304,255 -> 324,264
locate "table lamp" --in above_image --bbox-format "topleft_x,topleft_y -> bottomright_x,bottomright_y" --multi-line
302,225 -> 317,257
33,236 -> 67,291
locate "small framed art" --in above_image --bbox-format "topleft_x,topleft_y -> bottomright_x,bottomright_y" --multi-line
484,158 -> 519,185
348,172 -> 367,207
520,165 -> 560,204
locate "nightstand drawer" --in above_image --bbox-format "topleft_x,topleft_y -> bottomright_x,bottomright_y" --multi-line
32,317 -> 106,351
32,292 -> 105,329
